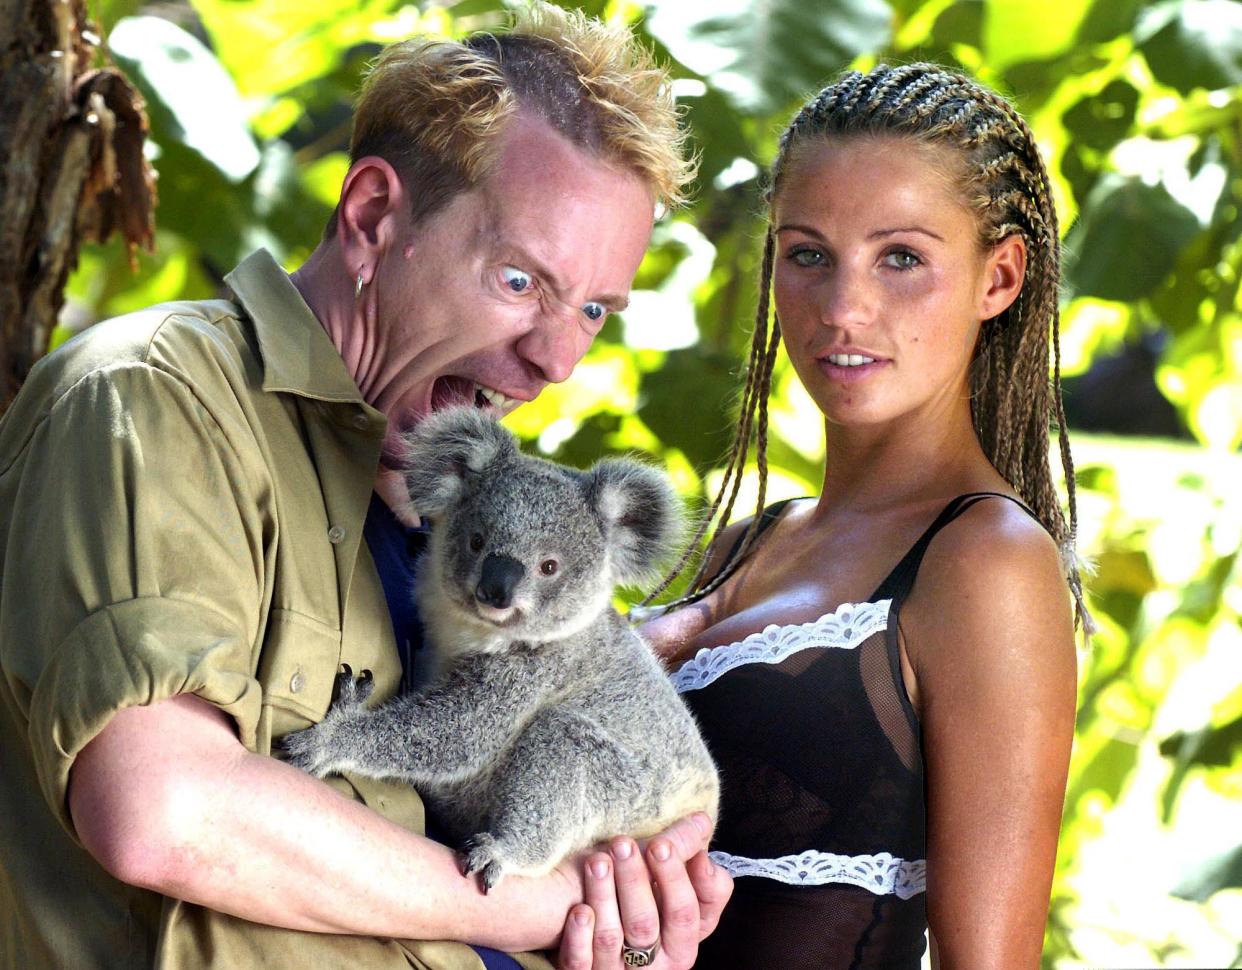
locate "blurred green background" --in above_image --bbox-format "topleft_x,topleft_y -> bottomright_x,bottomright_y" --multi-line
64,0 -> 1242,965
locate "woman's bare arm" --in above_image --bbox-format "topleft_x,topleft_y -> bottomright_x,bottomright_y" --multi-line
901,500 -> 1077,970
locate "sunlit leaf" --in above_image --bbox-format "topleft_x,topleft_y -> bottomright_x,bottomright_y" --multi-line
645,0 -> 893,115
110,16 -> 261,181
982,0 -> 1091,71
191,0 -> 399,98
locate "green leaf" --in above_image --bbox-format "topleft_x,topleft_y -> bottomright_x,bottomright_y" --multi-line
1137,0 -> 1242,94
645,0 -> 894,116
680,86 -> 758,189
1074,0 -> 1146,46
930,0 -> 982,49
1062,79 -> 1139,151
1064,176 -> 1201,301
1159,715 -> 1242,768
637,348 -> 739,468
92,0 -> 143,33
1172,842 -> 1242,902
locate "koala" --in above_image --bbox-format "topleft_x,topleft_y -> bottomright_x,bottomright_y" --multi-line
284,406 -> 719,892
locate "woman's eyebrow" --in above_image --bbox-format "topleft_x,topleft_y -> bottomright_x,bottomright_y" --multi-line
868,226 -> 945,242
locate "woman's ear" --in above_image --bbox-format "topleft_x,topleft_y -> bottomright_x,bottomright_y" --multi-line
978,233 -> 1027,320
336,156 -> 407,287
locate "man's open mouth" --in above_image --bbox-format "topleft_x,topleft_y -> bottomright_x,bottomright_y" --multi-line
430,376 -> 521,413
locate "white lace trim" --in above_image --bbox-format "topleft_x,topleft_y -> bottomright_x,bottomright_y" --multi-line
709,849 -> 926,900
670,599 -> 891,693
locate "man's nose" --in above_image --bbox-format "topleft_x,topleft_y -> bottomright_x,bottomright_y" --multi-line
516,308 -> 588,384
476,553 -> 526,609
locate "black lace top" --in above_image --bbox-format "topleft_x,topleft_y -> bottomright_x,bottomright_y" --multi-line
672,493 -> 1036,969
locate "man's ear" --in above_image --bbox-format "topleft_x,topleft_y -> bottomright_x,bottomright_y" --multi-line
336,156 -> 406,287
978,233 -> 1027,321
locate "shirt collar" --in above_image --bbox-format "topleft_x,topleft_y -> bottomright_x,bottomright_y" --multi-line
224,249 -> 365,404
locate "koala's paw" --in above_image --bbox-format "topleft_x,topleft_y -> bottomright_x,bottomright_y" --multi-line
458,833 -> 508,894
281,665 -> 374,777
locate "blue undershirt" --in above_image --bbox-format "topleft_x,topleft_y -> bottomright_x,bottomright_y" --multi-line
362,493 -> 522,970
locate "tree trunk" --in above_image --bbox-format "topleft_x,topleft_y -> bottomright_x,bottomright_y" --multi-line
0,0 -> 155,410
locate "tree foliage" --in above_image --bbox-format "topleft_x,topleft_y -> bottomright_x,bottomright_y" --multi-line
57,1 -> 1242,965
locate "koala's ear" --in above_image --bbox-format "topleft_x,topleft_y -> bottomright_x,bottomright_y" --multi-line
398,406 -> 516,518
585,459 -> 685,587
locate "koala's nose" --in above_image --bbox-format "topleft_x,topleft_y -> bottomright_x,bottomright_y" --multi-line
476,554 -> 526,609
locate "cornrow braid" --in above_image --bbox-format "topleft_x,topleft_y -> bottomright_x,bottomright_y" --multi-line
655,62 -> 1092,633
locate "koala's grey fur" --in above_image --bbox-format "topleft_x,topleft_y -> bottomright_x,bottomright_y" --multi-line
284,407 -> 719,891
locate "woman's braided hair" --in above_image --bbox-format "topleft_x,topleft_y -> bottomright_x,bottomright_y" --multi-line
647,62 -> 1091,631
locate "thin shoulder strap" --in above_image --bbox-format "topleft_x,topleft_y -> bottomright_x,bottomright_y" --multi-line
870,492 -> 1041,606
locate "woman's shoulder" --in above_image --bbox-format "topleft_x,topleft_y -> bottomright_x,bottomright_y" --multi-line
923,493 -> 1064,590
902,493 -> 1076,689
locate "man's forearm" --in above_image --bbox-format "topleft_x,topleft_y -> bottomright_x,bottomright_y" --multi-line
68,693 -> 577,951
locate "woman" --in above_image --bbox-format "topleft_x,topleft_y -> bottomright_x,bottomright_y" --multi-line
559,63 -> 1085,970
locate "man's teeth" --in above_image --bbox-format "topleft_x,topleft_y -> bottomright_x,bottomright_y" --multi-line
827,354 -> 876,367
476,385 -> 519,410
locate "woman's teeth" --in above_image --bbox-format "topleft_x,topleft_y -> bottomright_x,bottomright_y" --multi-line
827,354 -> 876,367
476,385 -> 519,410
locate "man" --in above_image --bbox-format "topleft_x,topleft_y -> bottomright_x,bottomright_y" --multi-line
0,6 -> 729,969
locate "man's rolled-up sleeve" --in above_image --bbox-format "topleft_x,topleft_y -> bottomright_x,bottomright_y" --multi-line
1,360 -> 269,838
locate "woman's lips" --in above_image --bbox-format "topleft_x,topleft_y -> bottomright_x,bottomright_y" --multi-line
816,357 -> 890,383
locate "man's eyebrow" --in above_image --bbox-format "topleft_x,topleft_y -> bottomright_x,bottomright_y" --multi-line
508,246 -> 629,312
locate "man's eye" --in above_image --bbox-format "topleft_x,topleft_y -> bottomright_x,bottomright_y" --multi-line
501,266 -> 532,293
790,248 -> 824,267
582,302 -> 605,322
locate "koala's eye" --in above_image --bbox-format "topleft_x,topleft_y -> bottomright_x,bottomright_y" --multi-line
469,533 -> 485,552
540,559 -> 559,576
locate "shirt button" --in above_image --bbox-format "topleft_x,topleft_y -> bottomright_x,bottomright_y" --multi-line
327,525 -> 347,543
289,668 -> 305,693
352,412 -> 369,430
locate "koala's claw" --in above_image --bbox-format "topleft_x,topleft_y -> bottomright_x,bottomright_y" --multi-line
284,667 -> 375,777
332,667 -> 375,708
459,833 -> 507,893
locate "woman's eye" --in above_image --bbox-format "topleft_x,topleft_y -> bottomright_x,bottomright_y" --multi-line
501,266 -> 532,293
790,248 -> 825,267
582,302 -> 605,322
884,250 -> 921,270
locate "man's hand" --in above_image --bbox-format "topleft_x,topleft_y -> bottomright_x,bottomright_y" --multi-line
555,814 -> 733,970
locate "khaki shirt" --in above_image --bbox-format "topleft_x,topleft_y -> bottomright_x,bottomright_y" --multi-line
0,250 -> 552,970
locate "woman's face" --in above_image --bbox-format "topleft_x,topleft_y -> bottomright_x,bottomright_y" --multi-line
772,135 -> 1023,434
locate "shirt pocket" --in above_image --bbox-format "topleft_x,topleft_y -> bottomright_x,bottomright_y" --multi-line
258,608 -> 341,736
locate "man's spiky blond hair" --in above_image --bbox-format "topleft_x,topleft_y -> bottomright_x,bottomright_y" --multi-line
347,2 -> 694,227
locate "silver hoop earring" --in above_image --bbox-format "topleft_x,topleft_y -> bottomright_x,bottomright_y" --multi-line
355,272 -> 365,300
